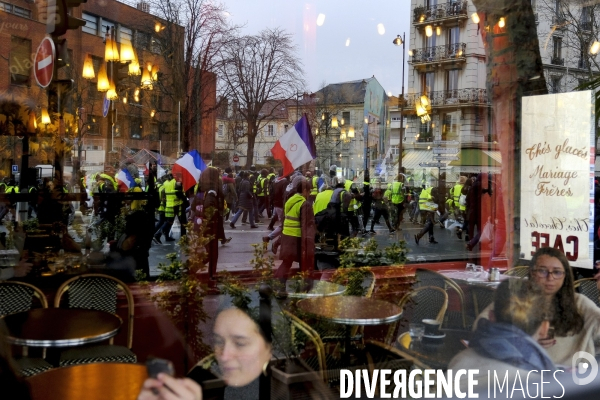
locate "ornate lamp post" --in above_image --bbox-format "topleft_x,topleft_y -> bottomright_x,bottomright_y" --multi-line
393,33 -> 406,175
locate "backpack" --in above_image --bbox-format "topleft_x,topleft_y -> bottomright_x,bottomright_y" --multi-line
222,183 -> 229,196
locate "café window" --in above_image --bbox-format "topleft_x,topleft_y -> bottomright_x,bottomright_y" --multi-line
131,118 -> 142,139
10,36 -> 31,86
82,13 -> 98,35
86,115 -> 100,135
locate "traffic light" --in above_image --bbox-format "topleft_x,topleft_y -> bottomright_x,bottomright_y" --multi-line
40,0 -> 87,37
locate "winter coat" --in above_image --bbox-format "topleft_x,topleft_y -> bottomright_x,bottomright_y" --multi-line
236,179 -> 254,210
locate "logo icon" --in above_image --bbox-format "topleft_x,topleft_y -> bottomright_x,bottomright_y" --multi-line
572,351 -> 598,385
289,144 -> 298,152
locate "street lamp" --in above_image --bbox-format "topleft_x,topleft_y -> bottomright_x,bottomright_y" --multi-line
393,33 -> 406,174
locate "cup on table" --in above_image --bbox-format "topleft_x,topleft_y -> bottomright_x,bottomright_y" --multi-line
408,323 -> 425,342
466,263 -> 476,272
474,265 -> 484,273
422,319 -> 441,336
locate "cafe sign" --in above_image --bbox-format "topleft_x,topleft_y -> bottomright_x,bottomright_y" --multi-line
520,91 -> 594,269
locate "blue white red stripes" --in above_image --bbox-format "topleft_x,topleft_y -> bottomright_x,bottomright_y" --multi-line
172,149 -> 207,191
271,115 -> 316,176
117,168 -> 135,192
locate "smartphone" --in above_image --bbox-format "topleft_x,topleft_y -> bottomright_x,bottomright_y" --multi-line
146,358 -> 175,379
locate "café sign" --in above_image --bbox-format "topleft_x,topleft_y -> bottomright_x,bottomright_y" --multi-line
520,91 -> 594,268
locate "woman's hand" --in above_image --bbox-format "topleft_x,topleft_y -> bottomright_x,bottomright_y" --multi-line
138,374 -> 202,400
537,338 -> 557,348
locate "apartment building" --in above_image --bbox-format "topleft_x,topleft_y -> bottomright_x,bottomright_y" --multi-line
0,0 -> 189,178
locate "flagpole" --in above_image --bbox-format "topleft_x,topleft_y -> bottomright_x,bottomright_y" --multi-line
177,101 -> 181,156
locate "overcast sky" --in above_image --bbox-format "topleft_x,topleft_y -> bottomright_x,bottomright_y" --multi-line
223,0 -> 410,97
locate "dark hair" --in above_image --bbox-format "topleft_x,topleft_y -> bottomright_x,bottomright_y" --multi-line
528,247 -> 584,336
199,167 -> 223,196
494,279 -> 550,335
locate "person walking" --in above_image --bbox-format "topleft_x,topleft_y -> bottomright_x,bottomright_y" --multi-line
361,170 -> 372,234
368,184 -> 395,234
229,171 -> 257,229
390,174 -> 405,229
274,176 -> 315,280
414,183 -> 438,245
263,170 -> 288,251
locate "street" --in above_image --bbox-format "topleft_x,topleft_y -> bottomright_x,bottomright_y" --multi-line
148,217 -> 485,277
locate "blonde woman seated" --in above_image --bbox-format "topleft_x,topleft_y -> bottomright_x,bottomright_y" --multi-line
450,279 -> 555,385
474,247 -> 600,366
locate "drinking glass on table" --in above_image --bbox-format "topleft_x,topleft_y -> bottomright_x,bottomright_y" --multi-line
466,263 -> 476,272
409,323 -> 425,342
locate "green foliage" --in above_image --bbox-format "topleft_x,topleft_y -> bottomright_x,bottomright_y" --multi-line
156,253 -> 186,281
97,207 -> 127,242
337,237 -> 407,269
21,218 -> 39,233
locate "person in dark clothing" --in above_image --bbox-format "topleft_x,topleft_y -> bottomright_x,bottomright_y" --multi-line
361,170 -> 372,234
263,169 -> 289,248
229,172 -> 257,229
369,185 -> 395,234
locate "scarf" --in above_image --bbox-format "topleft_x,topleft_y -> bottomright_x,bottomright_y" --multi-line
470,319 -> 555,371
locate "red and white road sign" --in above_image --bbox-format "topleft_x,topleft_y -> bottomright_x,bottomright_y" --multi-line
34,37 -> 55,88
233,155 -> 240,162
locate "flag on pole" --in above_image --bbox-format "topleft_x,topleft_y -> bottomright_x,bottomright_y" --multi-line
117,168 -> 135,192
145,161 -> 166,179
172,149 -> 207,191
270,115 -> 316,176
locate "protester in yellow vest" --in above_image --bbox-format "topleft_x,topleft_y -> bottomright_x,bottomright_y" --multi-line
275,176 -> 315,280
390,174 -> 405,230
415,184 -> 438,245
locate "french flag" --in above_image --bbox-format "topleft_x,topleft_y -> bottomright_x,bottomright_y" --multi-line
271,115 -> 316,176
172,149 -> 207,191
117,168 -> 135,192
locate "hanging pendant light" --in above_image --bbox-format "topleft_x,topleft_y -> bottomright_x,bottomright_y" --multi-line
106,78 -> 118,100
141,68 -> 153,90
82,53 -> 95,80
425,25 -> 433,37
41,108 -> 51,125
97,62 -> 110,92
119,39 -> 135,63
348,126 -> 355,138
128,49 -> 141,75
151,64 -> 159,81
331,116 -> 338,128
104,32 -> 119,62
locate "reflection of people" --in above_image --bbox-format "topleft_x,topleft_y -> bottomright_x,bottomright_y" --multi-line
450,279 -> 554,388
138,307 -> 272,400
475,247 -> 600,365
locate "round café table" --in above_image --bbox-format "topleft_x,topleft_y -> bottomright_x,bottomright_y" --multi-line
27,363 -> 148,400
397,330 -> 470,369
297,296 -> 403,364
3,308 -> 122,347
280,279 -> 346,299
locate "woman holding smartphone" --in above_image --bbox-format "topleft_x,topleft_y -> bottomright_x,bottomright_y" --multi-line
475,247 -> 600,366
138,305 -> 272,400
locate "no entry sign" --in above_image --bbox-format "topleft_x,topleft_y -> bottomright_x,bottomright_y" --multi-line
34,37 -> 55,88
233,155 -> 240,162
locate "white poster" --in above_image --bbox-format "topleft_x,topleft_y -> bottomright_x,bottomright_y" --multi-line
520,91 -> 595,269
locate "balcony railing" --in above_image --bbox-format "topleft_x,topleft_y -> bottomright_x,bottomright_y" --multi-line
406,89 -> 489,109
410,43 -> 467,65
413,1 -> 468,24
552,15 -> 567,28
581,21 -> 592,31
550,56 -> 564,66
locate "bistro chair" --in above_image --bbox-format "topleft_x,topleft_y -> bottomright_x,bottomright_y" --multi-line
365,339 -> 430,369
385,286 -> 448,345
317,270 -> 376,343
414,268 -> 469,330
471,285 -> 496,317
0,281 -> 53,377
503,266 -> 529,278
574,278 -> 600,308
282,309 -> 343,383
53,274 -> 136,366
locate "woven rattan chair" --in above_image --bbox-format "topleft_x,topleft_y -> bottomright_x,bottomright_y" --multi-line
574,278 -> 600,308
282,309 -> 344,383
414,268 -> 470,329
471,285 -> 496,317
53,274 -> 136,366
503,266 -> 529,278
0,281 -> 53,377
385,286 -> 448,345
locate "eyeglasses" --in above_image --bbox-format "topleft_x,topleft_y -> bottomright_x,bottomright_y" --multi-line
533,269 -> 565,279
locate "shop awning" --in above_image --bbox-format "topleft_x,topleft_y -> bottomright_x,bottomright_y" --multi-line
449,149 -> 501,175
401,149 -> 441,170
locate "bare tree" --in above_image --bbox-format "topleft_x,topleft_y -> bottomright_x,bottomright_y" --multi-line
219,28 -> 305,168
537,0 -> 600,89
146,0 -> 239,154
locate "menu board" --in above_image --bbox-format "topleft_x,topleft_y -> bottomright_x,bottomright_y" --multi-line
520,91 -> 595,269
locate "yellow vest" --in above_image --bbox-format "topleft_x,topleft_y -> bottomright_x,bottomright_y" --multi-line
310,176 -> 319,196
419,187 -> 436,211
100,174 -> 117,191
6,186 -> 19,193
157,184 -> 165,212
283,193 -> 305,238
452,184 -> 464,210
391,182 -> 404,204
313,190 -> 334,215
163,179 -> 182,209
344,180 -> 358,212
